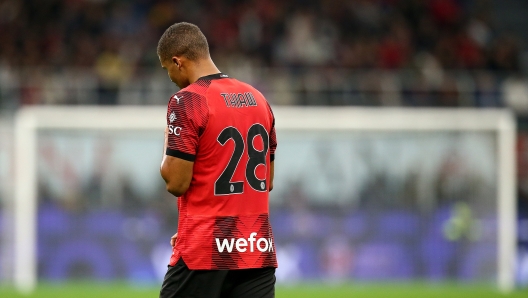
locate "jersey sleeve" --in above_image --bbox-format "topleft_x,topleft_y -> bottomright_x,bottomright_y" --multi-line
165,91 -> 209,161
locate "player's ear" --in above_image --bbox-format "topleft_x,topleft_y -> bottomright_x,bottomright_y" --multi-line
172,57 -> 181,68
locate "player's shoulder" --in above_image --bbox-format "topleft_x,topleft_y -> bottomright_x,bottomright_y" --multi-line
226,77 -> 261,94
167,91 -> 182,105
167,84 -> 207,107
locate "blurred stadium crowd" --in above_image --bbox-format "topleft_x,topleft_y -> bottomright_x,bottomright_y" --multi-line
0,0 -> 518,70
0,0 -> 527,109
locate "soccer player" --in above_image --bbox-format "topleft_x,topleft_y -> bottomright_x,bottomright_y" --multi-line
157,23 -> 277,298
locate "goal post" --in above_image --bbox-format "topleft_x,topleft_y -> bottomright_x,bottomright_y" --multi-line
13,107 -> 166,293
12,106 -> 516,292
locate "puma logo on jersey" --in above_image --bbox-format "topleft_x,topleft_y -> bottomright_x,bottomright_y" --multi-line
220,92 -> 258,108
173,95 -> 183,104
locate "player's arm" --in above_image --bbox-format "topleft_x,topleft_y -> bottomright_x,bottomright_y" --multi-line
160,92 -> 203,197
160,157 -> 193,197
160,125 -> 193,196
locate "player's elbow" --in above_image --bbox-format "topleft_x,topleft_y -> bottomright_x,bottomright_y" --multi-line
162,171 -> 189,196
166,182 -> 188,197
160,165 -> 190,197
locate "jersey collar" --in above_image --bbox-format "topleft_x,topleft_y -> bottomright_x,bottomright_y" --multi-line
197,73 -> 229,81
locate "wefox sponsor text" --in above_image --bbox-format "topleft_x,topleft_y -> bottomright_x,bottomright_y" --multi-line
215,232 -> 273,253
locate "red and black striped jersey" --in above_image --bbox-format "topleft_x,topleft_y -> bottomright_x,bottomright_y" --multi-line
165,73 -> 277,270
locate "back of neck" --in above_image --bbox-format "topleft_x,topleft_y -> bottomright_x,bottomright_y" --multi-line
188,57 -> 221,84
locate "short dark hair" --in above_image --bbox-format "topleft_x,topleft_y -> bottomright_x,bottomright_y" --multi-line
157,22 -> 210,62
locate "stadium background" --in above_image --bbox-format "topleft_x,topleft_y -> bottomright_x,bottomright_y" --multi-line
0,0 -> 528,297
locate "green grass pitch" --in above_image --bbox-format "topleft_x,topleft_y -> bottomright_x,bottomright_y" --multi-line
0,283 -> 527,298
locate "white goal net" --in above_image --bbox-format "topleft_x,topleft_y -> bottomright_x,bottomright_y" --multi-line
6,106 -> 516,293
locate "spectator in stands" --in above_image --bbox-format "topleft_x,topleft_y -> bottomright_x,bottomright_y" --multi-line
0,0 -> 523,109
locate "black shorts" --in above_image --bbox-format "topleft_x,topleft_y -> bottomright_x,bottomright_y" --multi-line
159,258 -> 276,298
